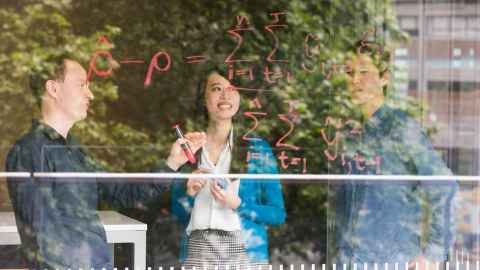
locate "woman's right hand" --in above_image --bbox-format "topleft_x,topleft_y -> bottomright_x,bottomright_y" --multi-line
186,168 -> 209,197
166,131 -> 206,171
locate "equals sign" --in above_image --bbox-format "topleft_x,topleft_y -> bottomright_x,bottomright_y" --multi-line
119,59 -> 146,64
185,55 -> 208,64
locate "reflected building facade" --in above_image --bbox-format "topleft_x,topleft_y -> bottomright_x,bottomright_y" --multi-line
394,0 -> 480,262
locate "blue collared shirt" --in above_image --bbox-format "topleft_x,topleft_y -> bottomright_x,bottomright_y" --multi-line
333,104 -> 458,264
6,119 -> 169,270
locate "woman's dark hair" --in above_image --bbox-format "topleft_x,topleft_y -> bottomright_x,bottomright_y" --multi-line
194,66 -> 237,151
194,65 -> 232,122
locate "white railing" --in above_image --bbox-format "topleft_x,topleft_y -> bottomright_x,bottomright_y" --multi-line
0,172 -> 472,182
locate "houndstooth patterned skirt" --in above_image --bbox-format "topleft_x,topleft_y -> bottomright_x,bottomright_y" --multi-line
182,229 -> 263,270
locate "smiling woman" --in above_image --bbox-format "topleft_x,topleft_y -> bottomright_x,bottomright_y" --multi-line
204,73 -> 240,123
164,67 -> 286,270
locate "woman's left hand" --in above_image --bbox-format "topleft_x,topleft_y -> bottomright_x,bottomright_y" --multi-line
210,179 -> 241,209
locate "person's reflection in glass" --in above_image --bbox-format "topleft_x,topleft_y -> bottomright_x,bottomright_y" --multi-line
164,68 -> 286,270
332,42 -> 458,270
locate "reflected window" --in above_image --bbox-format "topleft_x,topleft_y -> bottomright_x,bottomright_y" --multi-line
399,16 -> 418,36
428,16 -> 451,36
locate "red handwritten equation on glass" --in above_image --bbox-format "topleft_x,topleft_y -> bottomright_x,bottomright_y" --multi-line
320,117 -> 382,174
85,16 -> 383,174
225,12 -> 292,89
243,98 -> 307,173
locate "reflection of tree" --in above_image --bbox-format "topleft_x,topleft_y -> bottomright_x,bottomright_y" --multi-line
0,0 -> 421,266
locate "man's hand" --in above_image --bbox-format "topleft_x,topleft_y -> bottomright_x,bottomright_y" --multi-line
166,131 -> 206,171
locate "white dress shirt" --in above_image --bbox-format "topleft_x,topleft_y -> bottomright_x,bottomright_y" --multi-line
186,131 -> 241,234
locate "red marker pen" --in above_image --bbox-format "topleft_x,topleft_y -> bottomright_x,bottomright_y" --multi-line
172,124 -> 197,164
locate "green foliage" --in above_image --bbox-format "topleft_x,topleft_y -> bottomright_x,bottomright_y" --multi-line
0,0 -> 421,265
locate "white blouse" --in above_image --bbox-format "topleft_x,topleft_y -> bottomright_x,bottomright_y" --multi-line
186,132 -> 241,234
